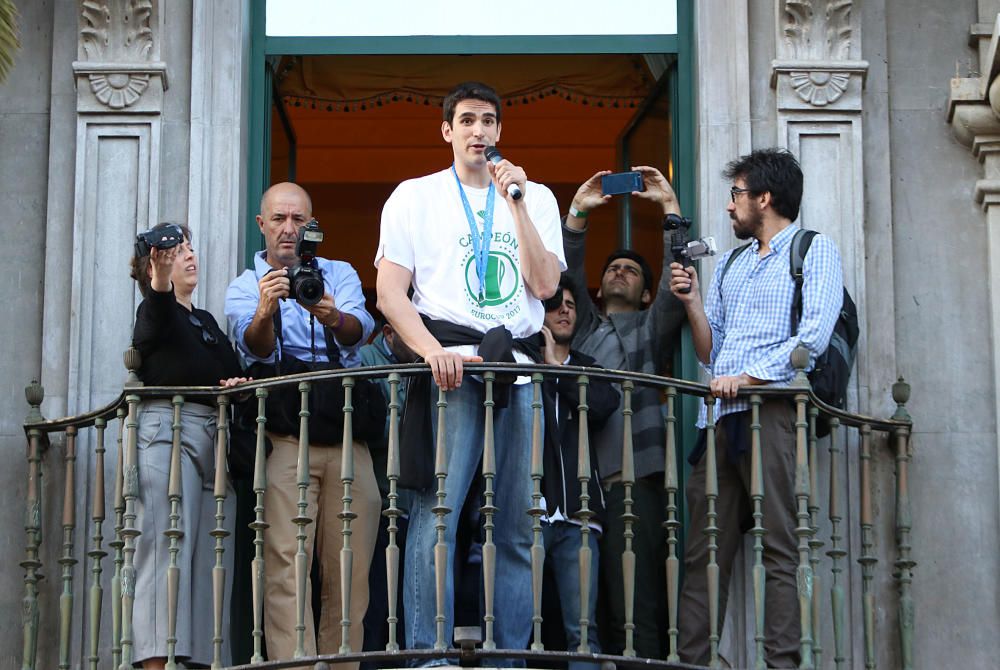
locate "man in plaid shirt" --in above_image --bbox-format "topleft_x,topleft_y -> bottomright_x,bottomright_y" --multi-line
669,148 -> 843,668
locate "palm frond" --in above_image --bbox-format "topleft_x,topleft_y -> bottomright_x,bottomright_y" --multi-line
0,0 -> 22,85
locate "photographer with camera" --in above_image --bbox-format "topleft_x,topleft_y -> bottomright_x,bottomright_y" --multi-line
561,165 -> 687,658
225,182 -> 378,661
129,223 -> 249,669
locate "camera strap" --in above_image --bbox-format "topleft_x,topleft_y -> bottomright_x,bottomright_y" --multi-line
270,305 -> 340,372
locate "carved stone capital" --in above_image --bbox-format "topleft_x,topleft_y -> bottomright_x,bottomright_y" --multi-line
780,0 -> 856,61
772,61 -> 868,111
75,0 -> 166,113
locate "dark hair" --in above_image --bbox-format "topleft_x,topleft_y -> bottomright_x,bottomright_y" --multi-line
723,148 -> 803,222
129,222 -> 192,298
543,273 -> 579,312
442,81 -> 502,126
602,249 -> 654,293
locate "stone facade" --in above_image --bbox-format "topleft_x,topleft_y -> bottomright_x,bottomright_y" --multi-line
0,0 -> 997,668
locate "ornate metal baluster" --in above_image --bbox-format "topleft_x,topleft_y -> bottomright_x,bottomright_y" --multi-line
620,381 -> 636,658
58,427 -> 78,670
749,395 -> 766,670
892,379 -> 915,670
384,373 -> 402,653
481,372 -> 498,651
111,407 -> 126,669
165,396 -> 185,670
807,406 -> 823,668
826,418 -> 846,670
339,377 -> 357,654
703,395 -> 720,669
432,387 -> 450,651
858,423 -> 876,670
212,396 -> 231,670
88,418 -> 108,670
794,389 -> 815,670
663,386 -> 680,663
250,388 -> 269,663
575,374 -> 593,655
293,382 -> 312,659
21,380 -> 45,670
529,373 -> 545,651
118,392 -> 141,670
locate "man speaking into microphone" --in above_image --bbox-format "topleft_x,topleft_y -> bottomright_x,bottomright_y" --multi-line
376,81 -> 564,658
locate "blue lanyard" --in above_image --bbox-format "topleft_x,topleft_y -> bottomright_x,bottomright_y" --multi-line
451,164 -> 495,302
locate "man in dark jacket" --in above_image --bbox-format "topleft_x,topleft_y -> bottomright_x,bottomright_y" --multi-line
562,166 -> 687,657
539,274 -> 619,670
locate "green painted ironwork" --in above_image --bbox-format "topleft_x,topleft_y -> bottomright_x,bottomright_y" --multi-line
749,395 -> 766,670
892,379 -> 915,670
118,392 -> 141,670
212,396 -> 231,669
165,396 -> 185,670
293,381 -> 312,659
575,374 -> 594,655
858,423 -> 876,670
793,389 -> 815,670
111,407 -> 126,669
432,387 -> 450,651
339,377 -> 357,654
20,380 -> 44,670
58,427 -> 77,670
250,389 -> 269,663
807,407 -> 825,669
481,372 -> 498,651
529,374 -> 546,651
384,373 -> 402,653
703,395 -> 720,669
663,385 -> 681,663
827,417 -> 847,670
619,381 -> 637,657
87,418 -> 108,670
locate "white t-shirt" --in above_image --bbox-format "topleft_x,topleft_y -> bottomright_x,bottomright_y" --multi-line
376,167 -> 566,343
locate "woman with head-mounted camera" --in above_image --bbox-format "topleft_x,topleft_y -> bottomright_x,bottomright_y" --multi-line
128,222 -> 248,669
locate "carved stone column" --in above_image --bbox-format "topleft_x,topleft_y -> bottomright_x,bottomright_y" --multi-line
65,0 -> 167,413
772,0 -> 870,409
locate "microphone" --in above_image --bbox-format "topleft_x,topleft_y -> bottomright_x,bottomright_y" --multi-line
483,146 -> 523,200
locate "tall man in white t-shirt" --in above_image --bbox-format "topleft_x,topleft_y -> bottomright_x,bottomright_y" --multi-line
375,81 -> 565,659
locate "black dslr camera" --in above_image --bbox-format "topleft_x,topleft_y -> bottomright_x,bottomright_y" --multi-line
286,218 -> 325,306
663,214 -> 716,294
134,223 -> 184,257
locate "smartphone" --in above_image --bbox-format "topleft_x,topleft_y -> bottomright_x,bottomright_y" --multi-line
601,171 -> 645,196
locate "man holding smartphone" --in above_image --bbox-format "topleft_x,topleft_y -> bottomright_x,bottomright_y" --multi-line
561,165 -> 687,658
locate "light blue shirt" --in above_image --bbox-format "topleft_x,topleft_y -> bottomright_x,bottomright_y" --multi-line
698,224 -> 843,426
225,251 -> 374,368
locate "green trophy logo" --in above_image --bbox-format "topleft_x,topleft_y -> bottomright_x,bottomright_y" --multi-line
466,251 -> 519,307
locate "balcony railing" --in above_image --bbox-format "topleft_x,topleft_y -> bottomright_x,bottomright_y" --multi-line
19,350 -> 913,670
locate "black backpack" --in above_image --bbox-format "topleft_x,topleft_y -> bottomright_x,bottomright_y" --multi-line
721,229 -> 859,433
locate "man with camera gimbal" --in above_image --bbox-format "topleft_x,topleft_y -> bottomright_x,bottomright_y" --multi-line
561,165 -> 688,658
225,181 -> 379,661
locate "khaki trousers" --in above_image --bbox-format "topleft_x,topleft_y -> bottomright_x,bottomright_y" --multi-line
678,400 -> 801,668
263,433 -> 381,664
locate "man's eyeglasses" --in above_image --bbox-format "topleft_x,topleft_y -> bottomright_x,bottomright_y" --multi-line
188,313 -> 218,345
730,186 -> 751,203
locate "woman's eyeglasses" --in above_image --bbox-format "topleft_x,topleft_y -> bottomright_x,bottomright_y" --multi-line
188,313 -> 218,345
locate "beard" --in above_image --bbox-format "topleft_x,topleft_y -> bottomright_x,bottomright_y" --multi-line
731,207 -> 764,240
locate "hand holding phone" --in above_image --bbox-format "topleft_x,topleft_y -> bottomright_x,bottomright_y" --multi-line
601,171 -> 645,196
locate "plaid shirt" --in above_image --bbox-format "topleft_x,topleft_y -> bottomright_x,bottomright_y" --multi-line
698,224 -> 843,427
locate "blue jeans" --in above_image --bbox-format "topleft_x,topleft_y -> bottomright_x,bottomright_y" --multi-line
543,522 -> 600,670
404,380 -> 535,665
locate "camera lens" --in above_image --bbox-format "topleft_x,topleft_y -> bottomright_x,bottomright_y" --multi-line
293,273 -> 324,306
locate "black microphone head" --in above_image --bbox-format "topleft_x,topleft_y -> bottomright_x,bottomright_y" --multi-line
483,145 -> 501,162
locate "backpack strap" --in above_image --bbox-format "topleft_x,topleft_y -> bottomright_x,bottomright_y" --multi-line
719,243 -> 752,287
789,229 -> 818,337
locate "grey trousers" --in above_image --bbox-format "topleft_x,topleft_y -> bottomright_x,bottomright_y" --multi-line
132,400 -> 235,666
678,399 -> 801,668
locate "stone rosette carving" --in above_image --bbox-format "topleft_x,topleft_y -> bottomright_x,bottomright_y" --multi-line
75,0 -> 164,112
789,70 -> 851,106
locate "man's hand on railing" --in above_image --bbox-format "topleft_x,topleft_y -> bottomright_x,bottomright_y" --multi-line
220,377 -> 252,388
424,347 -> 482,391
709,373 -> 765,399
